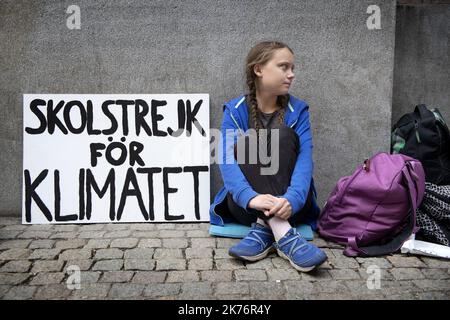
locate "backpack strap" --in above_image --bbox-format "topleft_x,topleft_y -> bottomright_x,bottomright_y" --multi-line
344,163 -> 421,257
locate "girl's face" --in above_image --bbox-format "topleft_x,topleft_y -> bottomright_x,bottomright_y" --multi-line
254,48 -> 295,96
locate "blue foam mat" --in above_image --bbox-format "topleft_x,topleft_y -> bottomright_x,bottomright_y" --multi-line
209,222 -> 314,240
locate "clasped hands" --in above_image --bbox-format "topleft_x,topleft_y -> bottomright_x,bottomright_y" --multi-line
248,194 -> 292,220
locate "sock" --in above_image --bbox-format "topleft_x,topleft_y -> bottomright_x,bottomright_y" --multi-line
256,218 -> 269,228
267,217 -> 292,242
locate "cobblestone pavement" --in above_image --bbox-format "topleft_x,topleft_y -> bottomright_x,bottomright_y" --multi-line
0,217 -> 449,300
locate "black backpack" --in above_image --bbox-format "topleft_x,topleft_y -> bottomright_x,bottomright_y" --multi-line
391,104 -> 450,185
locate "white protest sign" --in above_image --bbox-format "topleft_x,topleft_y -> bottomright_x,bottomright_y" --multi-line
23,94 -> 210,224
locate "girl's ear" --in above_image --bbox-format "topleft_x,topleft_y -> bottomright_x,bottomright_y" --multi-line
253,64 -> 262,77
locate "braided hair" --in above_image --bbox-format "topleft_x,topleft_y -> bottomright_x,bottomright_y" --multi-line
245,41 -> 293,136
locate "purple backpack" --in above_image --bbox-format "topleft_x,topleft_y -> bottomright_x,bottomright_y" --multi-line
318,152 -> 425,257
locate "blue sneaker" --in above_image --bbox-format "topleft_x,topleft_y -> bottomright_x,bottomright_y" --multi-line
273,228 -> 327,272
228,223 -> 275,261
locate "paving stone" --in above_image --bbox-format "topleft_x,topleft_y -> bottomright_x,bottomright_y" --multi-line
0,285 -> 15,296
190,238 -> 216,248
55,239 -> 87,250
100,271 -> 135,283
59,249 -> 92,260
143,283 -> 181,297
51,225 -> 78,232
413,279 -> 450,291
185,247 -> 213,259
63,259 -> 93,271
0,240 -> 32,250
17,231 -> 52,239
390,268 -> 426,280
155,259 -> 186,271
215,259 -> 245,270
284,279 -> 319,298
234,269 -> 267,281
109,283 -> 145,298
155,223 -> 178,230
78,231 -> 107,239
387,255 -> 427,268
124,259 -> 155,271
301,269 -> 333,281
32,260 -> 65,273
315,280 -> 349,295
179,282 -> 213,299
0,231 -> 22,239
28,240 -> 56,249
3,286 -> 37,300
310,236 -> 328,248
132,271 -> 167,283
69,283 -> 111,299
413,291 -> 450,300
80,271 -> 102,283
133,231 -> 160,238
420,257 -> 450,268
420,268 -> 450,280
356,257 -> 393,269
138,239 -> 162,248
124,248 -> 154,259
50,232 -> 78,239
105,224 -> 130,231
0,260 -> 32,273
344,280 -> 386,296
271,257 -> 293,269
213,248 -> 230,259
0,273 -> 30,285
358,268 -> 395,281
329,269 -> 362,280
94,248 -> 124,260
327,252 -> 360,269
77,224 -> 105,231
158,230 -> 185,238
153,248 -> 183,259
30,272 -> 66,285
34,284 -> 72,299
379,280 -> 423,296
188,258 -> 213,270
0,249 -> 31,260
249,281 -> 285,299
216,282 -> 250,295
162,238 -> 188,249
130,224 -> 156,231
84,239 -> 111,249
200,271 -> 232,282
92,259 -> 124,271
245,259 -> 274,269
176,224 -> 204,230
28,248 -> 62,260
216,238 -> 239,248
214,294 -> 252,300
186,230 -> 210,237
166,270 -> 200,283
267,268 -> 301,281
103,230 -> 132,238
110,238 -> 139,249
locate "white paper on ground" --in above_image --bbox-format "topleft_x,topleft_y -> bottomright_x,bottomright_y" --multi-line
401,234 -> 450,259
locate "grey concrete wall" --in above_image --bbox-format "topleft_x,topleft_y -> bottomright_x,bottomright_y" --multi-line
0,0 -> 397,217
392,3 -> 450,126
